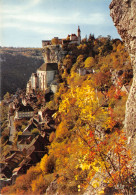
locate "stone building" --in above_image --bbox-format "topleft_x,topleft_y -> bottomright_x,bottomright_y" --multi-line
63,26 -> 81,45
37,63 -> 58,89
26,27 -> 81,95
42,26 -> 81,47
26,63 -> 58,94
15,104 -> 34,119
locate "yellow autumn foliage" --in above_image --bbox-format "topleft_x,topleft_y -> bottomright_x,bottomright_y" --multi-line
84,57 -> 95,68
92,180 -> 100,188
40,154 -> 48,173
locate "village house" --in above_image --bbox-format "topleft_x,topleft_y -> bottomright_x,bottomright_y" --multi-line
77,67 -> 95,76
14,104 -> 34,119
1,135 -> 48,186
50,80 -> 58,93
0,176 -> 11,190
38,108 -> 55,123
12,167 -> 25,184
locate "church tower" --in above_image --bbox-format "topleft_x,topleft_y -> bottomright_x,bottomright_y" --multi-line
77,26 -> 81,44
78,26 -> 81,37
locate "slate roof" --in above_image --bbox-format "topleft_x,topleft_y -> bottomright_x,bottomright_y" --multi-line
13,167 -> 22,173
18,104 -> 34,112
38,63 -> 58,71
71,34 -> 77,36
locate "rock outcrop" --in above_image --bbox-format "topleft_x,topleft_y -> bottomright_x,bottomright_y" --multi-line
42,45 -> 67,63
84,3 -> 136,194
110,0 -> 136,162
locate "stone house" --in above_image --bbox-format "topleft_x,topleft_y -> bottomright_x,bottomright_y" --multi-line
12,167 -> 25,184
0,176 -> 11,190
50,81 -> 58,93
15,104 -> 34,119
22,98 -> 27,106
38,109 -> 46,122
38,108 -> 55,123
77,67 -> 94,76
17,135 -> 34,151
2,135 -> 48,184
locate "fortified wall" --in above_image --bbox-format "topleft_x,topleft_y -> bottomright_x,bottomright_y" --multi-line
110,0 -> 136,163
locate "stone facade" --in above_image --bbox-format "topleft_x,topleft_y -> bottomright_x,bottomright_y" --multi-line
15,104 -> 34,119
110,0 -> 136,166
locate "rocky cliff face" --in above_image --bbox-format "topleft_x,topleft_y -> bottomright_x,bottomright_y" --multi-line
110,0 -> 136,160
42,45 -> 67,63
84,3 -> 136,194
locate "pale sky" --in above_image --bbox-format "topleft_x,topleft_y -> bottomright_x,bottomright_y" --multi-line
0,0 -> 120,48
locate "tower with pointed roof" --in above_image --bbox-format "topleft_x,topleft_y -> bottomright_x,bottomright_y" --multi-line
77,26 -> 81,44
78,26 -> 81,37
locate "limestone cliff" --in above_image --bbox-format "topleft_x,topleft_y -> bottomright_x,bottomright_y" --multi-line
110,0 -> 136,161
42,45 -> 67,63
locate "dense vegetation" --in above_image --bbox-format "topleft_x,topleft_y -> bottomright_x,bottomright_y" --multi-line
0,47 -> 44,99
1,36 -> 135,194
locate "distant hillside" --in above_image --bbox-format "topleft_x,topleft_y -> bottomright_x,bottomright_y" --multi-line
0,47 -> 44,99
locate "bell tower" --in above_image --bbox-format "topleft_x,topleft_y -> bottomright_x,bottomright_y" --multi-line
77,26 -> 81,37
77,26 -> 81,44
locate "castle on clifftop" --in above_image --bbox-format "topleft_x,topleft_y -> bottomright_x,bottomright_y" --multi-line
26,27 -> 81,94
42,26 -> 81,47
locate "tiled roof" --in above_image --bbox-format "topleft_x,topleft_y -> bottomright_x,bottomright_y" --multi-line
18,104 -> 34,112
38,63 -> 58,71
13,167 -> 22,173
71,34 -> 77,36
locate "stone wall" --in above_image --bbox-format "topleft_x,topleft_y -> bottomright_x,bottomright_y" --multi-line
110,0 -> 136,163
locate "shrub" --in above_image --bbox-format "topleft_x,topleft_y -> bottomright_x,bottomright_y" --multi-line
31,174 -> 49,194
84,57 -> 95,68
40,154 -> 56,174
31,128 -> 40,135
1,186 -> 11,194
49,131 -> 56,142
